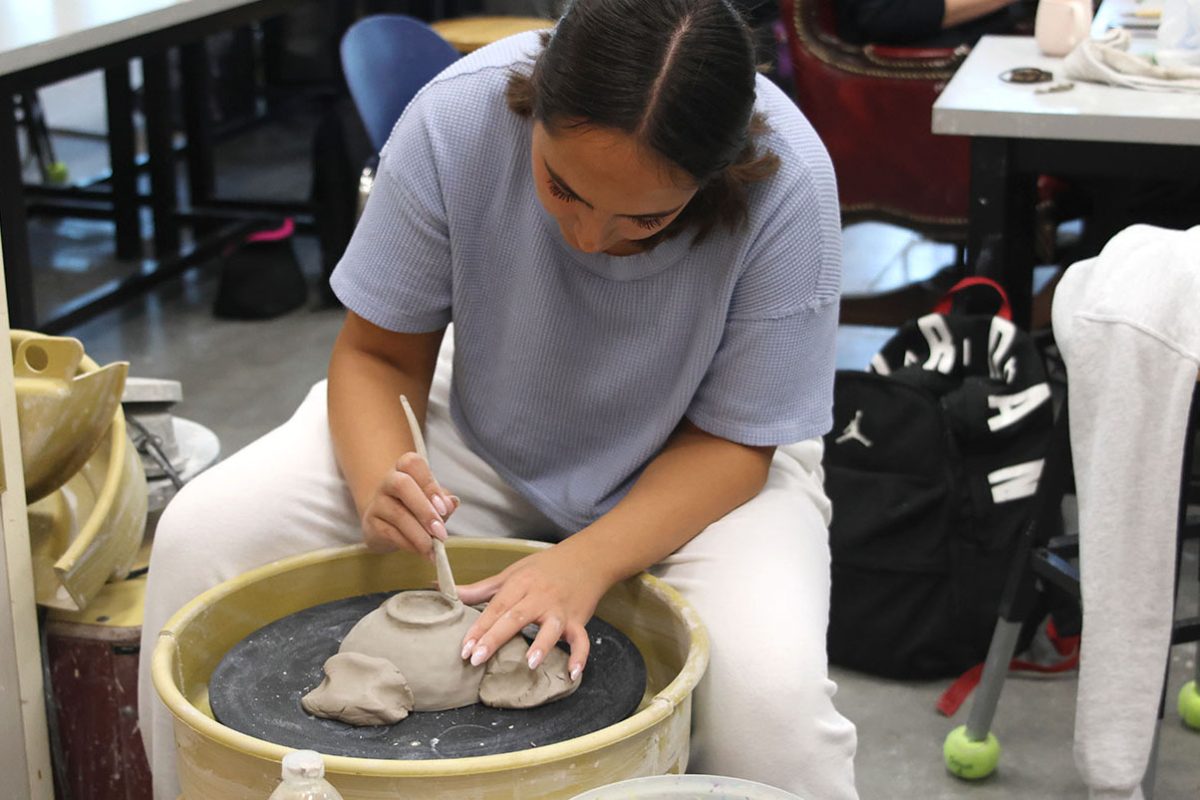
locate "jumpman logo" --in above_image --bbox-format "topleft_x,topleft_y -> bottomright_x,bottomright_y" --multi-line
836,410 -> 873,447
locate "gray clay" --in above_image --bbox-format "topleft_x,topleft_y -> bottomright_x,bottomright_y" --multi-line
478,637 -> 577,709
300,651 -> 414,725
337,591 -> 484,711
301,590 -> 578,726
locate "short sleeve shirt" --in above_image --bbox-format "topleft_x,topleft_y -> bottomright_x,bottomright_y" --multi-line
331,31 -> 843,532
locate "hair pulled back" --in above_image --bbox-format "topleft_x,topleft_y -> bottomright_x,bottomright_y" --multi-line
507,0 -> 780,244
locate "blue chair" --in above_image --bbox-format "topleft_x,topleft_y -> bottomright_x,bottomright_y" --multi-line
340,14 -> 460,152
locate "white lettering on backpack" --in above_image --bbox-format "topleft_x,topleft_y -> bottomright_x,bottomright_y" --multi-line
870,354 -> 891,375
836,410 -> 874,447
987,383 -> 1052,432
988,317 -> 1017,382
918,314 -> 956,374
989,459 -> 1044,503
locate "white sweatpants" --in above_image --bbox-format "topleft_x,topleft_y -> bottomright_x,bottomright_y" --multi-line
137,341 -> 859,800
1052,225 -> 1200,800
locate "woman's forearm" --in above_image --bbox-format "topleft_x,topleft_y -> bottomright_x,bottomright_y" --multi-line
942,0 -> 1014,29
327,316 -> 444,515
558,420 -> 774,586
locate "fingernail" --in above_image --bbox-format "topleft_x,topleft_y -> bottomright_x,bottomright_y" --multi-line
430,520 -> 447,541
470,645 -> 489,666
449,495 -> 461,508
570,664 -> 582,682
432,495 -> 447,516
461,639 -> 476,660
527,649 -> 543,670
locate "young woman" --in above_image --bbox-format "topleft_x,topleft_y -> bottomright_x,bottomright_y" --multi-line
138,1 -> 858,797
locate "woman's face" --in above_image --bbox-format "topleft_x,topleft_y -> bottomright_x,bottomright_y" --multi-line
531,121 -> 698,256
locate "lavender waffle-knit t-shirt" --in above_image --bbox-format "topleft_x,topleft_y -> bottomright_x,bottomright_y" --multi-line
330,32 -> 842,533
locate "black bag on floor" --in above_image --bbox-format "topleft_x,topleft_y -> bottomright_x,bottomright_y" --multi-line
213,218 -> 308,320
823,278 -> 1054,679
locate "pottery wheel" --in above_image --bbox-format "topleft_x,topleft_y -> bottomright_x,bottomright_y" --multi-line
209,592 -> 647,759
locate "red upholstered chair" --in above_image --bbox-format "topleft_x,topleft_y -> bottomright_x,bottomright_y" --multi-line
779,0 -> 971,243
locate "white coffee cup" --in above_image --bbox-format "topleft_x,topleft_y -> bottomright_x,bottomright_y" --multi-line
1035,0 -> 1094,57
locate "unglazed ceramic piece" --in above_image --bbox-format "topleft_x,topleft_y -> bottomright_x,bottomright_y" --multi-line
337,591 -> 484,711
479,637 -> 577,709
301,590 -> 579,726
301,652 -> 415,725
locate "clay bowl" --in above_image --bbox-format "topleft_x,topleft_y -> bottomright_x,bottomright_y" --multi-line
153,538 -> 709,800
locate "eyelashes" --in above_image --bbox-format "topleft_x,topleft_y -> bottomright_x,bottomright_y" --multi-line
547,180 -> 575,204
545,180 -> 665,231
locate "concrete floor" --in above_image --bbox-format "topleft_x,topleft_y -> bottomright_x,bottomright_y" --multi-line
25,69 -> 1200,799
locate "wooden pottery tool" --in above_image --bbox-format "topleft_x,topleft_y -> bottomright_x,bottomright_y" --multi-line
399,395 -> 459,602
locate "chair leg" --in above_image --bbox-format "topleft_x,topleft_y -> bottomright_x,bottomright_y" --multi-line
1142,715 -> 1162,799
1175,396 -> 1200,732
945,402 -> 1074,780
964,620 -> 1025,742
1182,634 -> 1200,730
1178,521 -> 1200,730
944,528 -> 1045,780
1151,386 -> 1200,798
943,593 -> 1036,781
1195,522 -> 1200,695
1144,632 -> 1174,800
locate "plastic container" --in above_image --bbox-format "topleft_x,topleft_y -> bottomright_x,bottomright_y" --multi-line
268,751 -> 345,800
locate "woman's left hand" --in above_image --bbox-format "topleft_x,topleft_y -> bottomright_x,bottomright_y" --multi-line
456,545 -> 610,682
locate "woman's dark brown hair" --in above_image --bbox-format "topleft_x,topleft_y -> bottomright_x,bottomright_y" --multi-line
507,0 -> 780,246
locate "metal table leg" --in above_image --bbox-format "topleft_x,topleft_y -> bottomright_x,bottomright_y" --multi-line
104,63 -> 139,260
0,92 -> 37,329
967,137 -> 1037,329
141,50 -> 181,259
180,42 -> 214,208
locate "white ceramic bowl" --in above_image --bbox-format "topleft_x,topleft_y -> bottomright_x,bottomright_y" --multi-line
569,775 -> 805,800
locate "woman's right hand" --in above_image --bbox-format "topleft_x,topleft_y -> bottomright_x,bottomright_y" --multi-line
361,451 -> 459,558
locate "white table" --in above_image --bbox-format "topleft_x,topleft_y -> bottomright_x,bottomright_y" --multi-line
0,0 -> 261,78
931,34 -> 1200,325
0,0 -> 301,332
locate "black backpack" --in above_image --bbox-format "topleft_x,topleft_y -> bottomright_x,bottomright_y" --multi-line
212,218 -> 308,320
823,279 -> 1055,679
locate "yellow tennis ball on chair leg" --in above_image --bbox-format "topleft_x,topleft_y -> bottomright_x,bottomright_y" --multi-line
943,725 -> 1001,779
1178,681 -> 1200,731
